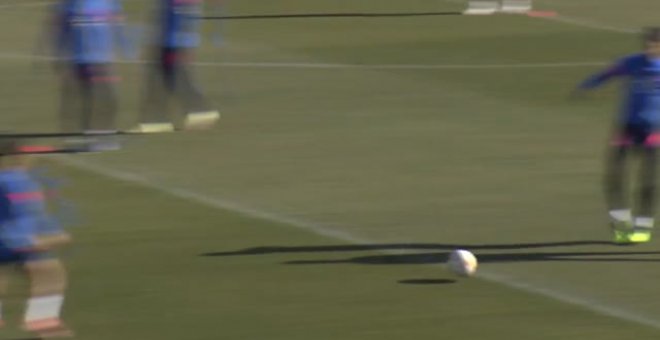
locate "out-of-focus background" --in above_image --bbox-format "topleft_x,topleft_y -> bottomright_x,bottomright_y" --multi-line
1,0 -> 660,338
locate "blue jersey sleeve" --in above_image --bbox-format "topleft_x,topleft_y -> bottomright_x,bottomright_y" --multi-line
579,57 -> 632,89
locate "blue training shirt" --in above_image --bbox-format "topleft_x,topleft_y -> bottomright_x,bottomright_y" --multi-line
61,0 -> 124,64
0,169 -> 61,252
580,53 -> 660,127
159,0 -> 202,49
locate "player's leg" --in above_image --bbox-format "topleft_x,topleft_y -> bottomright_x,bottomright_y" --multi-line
604,130 -> 633,243
67,64 -> 120,151
89,64 -> 120,133
0,265 -> 11,328
58,66 -> 81,133
0,237 -> 41,330
86,64 -> 122,151
605,146 -> 630,215
629,141 -> 660,242
133,47 -> 176,133
88,73 -> 122,151
173,49 -> 220,130
58,63 -> 93,134
22,256 -> 72,338
0,247 -> 28,329
75,63 -> 94,132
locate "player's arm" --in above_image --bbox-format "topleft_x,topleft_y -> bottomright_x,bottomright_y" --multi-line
570,59 -> 629,99
578,59 -> 629,90
33,178 -> 73,250
33,232 -> 72,251
3,218 -> 71,253
0,188 -> 71,253
33,212 -> 72,251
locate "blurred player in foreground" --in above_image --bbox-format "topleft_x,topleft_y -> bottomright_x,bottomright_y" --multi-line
46,0 -> 133,150
575,27 -> 660,244
133,0 -> 220,133
0,140 -> 73,338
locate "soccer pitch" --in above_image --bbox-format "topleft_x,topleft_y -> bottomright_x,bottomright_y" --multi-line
1,0 -> 660,338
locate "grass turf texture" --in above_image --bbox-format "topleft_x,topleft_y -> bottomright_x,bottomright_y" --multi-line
0,0 -> 660,338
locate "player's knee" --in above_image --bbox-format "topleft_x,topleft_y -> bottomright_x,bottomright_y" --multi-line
25,258 -> 67,293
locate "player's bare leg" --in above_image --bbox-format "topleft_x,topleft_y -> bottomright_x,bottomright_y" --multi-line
629,146 -> 658,242
23,258 -> 73,338
85,69 -> 122,151
132,50 -> 176,134
58,69 -> 81,133
604,145 -> 633,243
0,266 -> 10,328
175,50 -> 219,130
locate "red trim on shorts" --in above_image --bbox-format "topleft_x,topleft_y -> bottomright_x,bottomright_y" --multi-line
18,145 -> 56,153
7,192 -> 45,202
645,132 -> 660,147
610,132 -> 660,147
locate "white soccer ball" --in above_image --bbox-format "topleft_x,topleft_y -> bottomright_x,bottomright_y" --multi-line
447,249 -> 478,277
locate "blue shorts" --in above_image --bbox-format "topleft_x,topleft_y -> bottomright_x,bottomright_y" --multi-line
612,124 -> 660,148
0,245 -> 51,264
73,63 -> 119,84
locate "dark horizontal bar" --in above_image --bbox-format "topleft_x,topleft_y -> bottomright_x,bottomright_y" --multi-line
200,11 -> 464,20
0,131 -> 144,139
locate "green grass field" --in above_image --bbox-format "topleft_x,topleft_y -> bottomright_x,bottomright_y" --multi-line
1,0 -> 660,338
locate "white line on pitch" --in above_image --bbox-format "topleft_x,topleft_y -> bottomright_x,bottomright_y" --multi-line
541,15 -> 638,34
0,50 -> 606,70
0,1 -> 53,10
56,156 -> 660,331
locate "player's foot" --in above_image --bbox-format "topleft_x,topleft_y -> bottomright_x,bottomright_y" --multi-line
609,209 -> 634,244
629,217 -> 654,244
83,129 -> 118,136
612,228 -> 634,244
628,229 -> 652,243
36,325 -> 74,339
610,218 -> 635,244
87,139 -> 121,152
128,122 -> 175,134
184,110 -> 220,130
62,137 -> 92,151
76,130 -> 121,151
23,318 -> 74,338
63,136 -> 121,152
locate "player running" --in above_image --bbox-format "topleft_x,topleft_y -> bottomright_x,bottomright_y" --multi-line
132,0 -> 220,133
48,0 -> 131,150
575,27 -> 660,244
0,140 -> 73,338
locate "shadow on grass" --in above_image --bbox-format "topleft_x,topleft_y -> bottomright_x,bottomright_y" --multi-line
201,240 -> 616,257
202,240 -> 660,264
399,279 -> 456,285
283,250 -> 660,265
201,240 -> 660,287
